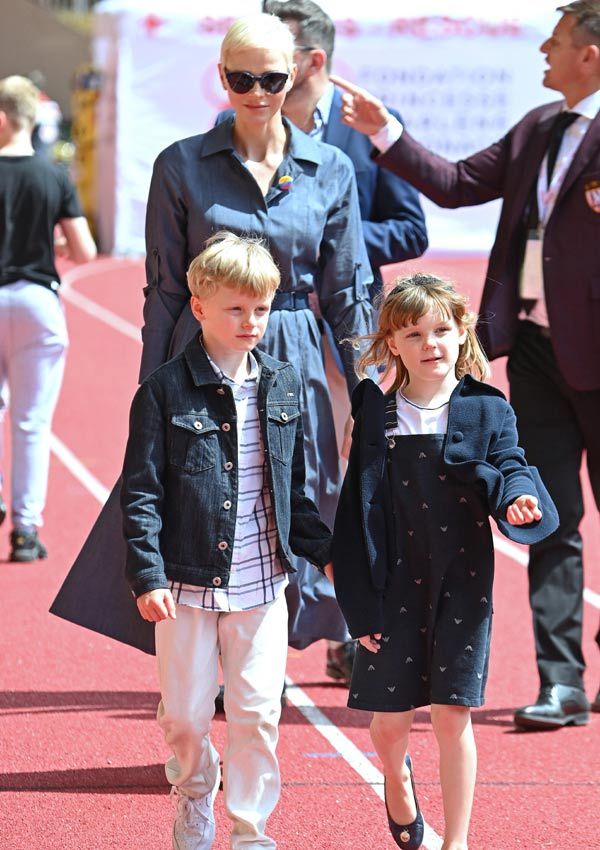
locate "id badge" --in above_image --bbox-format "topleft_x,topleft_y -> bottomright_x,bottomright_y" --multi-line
519,232 -> 544,301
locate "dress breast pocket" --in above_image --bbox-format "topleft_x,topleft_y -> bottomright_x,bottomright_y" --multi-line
267,403 -> 301,464
169,413 -> 219,473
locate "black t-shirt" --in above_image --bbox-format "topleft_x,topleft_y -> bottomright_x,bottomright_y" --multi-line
0,155 -> 82,288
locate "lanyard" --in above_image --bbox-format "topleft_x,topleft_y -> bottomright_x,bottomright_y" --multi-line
538,119 -> 588,228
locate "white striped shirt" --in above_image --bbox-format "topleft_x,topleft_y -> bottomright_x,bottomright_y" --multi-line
170,350 -> 288,611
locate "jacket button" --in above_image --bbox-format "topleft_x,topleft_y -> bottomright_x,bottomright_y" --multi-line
224,461 -> 233,471
452,432 -> 464,443
212,576 -> 222,586
217,541 -> 228,551
223,500 -> 232,510
281,411 -> 289,421
222,423 -> 231,432
194,421 -> 203,430
216,387 -> 225,395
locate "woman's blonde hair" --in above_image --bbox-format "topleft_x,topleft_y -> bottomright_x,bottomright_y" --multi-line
356,272 -> 490,390
0,75 -> 40,130
187,231 -> 280,299
221,13 -> 295,68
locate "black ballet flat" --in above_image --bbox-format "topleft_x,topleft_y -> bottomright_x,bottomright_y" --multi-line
384,754 -> 424,850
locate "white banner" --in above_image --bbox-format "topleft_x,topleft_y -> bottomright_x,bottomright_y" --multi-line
92,3 -> 558,255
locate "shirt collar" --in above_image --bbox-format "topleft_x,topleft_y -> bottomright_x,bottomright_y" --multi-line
200,114 -> 322,165
563,89 -> 600,121
204,344 -> 259,388
312,81 -> 335,130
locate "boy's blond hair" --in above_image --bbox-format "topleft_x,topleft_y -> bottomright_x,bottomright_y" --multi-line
187,231 -> 281,299
221,13 -> 295,68
356,272 -> 491,390
0,75 -> 40,131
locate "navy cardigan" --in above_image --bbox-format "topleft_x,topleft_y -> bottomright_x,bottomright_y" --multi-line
332,376 -> 559,639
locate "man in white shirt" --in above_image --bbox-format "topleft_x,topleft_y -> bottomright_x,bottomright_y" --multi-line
330,1 -> 600,729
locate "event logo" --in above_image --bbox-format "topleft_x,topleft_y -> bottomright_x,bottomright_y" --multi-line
584,180 -> 600,213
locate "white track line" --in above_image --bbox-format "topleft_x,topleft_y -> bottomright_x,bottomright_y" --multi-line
61,285 -> 142,343
49,433 -> 110,505
60,259 -> 143,343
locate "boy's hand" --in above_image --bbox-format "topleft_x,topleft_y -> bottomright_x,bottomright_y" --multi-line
358,633 -> 381,653
136,589 -> 176,622
506,495 -> 542,526
330,75 -> 391,136
323,562 -> 334,583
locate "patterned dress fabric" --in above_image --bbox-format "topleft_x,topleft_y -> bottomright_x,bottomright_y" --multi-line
349,394 -> 494,712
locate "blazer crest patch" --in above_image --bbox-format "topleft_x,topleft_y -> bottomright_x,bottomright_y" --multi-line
584,179 -> 600,213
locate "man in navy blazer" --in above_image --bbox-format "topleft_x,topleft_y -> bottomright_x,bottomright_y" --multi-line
329,2 -> 600,728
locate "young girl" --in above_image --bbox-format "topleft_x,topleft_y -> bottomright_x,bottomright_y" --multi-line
332,274 -> 558,850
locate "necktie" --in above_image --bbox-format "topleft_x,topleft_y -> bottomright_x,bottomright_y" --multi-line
546,111 -> 579,185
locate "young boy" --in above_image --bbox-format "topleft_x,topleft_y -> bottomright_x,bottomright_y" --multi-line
120,231 -> 333,850
0,75 -> 96,560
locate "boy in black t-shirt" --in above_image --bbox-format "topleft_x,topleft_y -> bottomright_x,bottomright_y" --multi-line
0,76 -> 96,561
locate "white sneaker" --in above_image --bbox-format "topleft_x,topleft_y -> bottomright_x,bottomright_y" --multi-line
171,786 -> 215,850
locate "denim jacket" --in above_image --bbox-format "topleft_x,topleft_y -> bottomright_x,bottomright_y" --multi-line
121,337 -> 332,597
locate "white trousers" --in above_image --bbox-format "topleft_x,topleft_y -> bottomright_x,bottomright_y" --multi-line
0,281 -> 68,530
155,593 -> 288,849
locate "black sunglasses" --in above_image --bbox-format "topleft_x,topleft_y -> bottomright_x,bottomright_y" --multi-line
224,69 -> 289,95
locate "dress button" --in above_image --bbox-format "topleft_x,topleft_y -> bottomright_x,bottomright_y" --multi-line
452,431 -> 464,443
223,500 -> 232,510
212,576 -> 222,587
193,421 -> 203,430
224,461 -> 233,471
280,411 -> 288,421
222,423 -> 231,432
216,387 -> 225,395
217,541 -> 228,551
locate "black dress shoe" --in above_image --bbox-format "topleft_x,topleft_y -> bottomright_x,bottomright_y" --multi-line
592,688 -> 600,714
514,684 -> 590,730
325,640 -> 356,686
384,754 -> 424,850
0,490 -> 6,527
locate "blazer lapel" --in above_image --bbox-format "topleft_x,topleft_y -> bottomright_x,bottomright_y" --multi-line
511,105 -> 561,220
551,110 -> 600,212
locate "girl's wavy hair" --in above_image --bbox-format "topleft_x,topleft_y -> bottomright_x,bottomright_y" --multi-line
355,273 -> 490,391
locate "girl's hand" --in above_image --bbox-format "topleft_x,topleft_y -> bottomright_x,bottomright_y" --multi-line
341,414 -> 353,461
136,589 -> 176,622
506,495 -> 542,526
358,633 -> 382,653
323,562 -> 334,584
329,75 -> 391,136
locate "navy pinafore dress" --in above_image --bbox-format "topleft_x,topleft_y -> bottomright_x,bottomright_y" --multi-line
349,392 -> 495,712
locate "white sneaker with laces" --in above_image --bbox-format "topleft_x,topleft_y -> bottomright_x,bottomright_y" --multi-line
171,786 -> 216,850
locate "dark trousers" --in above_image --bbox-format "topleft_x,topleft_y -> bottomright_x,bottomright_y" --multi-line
507,321 -> 600,690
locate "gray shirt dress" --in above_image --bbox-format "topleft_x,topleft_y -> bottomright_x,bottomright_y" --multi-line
142,117 -> 375,648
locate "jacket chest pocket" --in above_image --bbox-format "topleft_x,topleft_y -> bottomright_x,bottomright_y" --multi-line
169,413 -> 219,473
267,404 -> 301,464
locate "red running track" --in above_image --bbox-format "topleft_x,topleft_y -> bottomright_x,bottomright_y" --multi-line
0,254 -> 598,850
